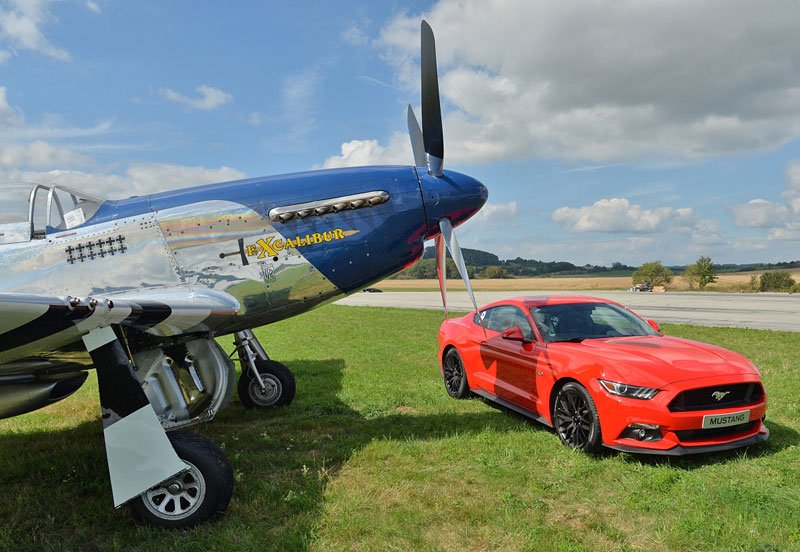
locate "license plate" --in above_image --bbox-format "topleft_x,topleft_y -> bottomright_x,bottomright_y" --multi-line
701,410 -> 750,429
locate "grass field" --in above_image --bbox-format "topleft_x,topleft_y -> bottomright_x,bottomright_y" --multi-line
378,270 -> 800,292
1,306 -> 799,551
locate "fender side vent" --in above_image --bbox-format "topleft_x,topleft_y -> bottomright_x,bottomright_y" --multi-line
269,191 -> 389,223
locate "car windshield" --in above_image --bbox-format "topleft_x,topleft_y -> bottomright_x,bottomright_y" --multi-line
530,302 -> 657,342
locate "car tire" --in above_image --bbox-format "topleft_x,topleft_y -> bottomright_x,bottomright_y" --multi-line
552,382 -> 602,453
129,432 -> 234,528
238,359 -> 296,409
442,348 -> 470,399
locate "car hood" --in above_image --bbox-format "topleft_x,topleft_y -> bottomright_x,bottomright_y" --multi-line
560,335 -> 759,387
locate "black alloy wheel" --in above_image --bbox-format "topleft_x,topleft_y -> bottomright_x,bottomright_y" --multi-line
443,348 -> 469,399
553,382 -> 602,452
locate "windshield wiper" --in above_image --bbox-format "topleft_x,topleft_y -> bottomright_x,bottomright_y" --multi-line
551,337 -> 585,343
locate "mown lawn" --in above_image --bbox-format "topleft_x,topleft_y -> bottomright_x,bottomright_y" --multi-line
0,306 -> 798,551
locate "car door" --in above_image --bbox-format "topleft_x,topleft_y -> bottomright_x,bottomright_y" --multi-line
478,305 -> 538,410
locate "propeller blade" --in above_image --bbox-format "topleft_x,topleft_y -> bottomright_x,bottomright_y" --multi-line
439,218 -> 485,334
421,20 -> 444,176
407,105 -> 427,167
435,233 -> 448,318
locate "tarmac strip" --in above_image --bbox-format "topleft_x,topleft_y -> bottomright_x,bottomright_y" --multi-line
336,290 -> 800,332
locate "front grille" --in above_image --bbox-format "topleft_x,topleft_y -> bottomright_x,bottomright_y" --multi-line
674,421 -> 758,442
668,382 -> 763,412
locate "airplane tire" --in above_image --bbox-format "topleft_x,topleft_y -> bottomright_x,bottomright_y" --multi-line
129,432 -> 234,529
238,359 -> 296,409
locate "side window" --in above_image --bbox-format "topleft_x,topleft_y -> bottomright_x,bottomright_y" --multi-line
474,306 -> 534,339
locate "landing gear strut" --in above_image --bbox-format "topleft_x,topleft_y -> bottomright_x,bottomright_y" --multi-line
232,329 -> 296,409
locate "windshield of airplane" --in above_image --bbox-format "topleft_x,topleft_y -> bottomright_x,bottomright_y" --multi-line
530,302 -> 658,342
0,184 -> 34,225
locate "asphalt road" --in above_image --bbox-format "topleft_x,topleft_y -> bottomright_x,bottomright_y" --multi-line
337,291 -> 800,332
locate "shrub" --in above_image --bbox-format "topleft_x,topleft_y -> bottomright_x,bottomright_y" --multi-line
483,266 -> 507,279
759,271 -> 796,292
632,261 -> 673,287
694,256 -> 718,289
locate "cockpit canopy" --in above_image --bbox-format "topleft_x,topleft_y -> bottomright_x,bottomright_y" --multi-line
0,183 -> 105,244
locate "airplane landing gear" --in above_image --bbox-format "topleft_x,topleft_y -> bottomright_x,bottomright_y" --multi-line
129,432 -> 233,528
233,330 -> 296,409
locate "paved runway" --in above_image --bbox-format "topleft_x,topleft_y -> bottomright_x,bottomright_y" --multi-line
337,291 -> 800,332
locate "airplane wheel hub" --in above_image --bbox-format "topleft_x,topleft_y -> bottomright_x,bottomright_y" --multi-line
142,461 -> 206,520
250,375 -> 281,406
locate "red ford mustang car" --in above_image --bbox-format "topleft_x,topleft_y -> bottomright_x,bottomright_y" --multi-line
438,296 -> 768,455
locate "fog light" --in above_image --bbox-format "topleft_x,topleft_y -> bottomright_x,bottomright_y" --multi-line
620,423 -> 663,442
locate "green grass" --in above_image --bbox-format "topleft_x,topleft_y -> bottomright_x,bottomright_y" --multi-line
0,306 -> 799,551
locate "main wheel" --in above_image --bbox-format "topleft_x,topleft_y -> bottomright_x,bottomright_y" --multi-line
238,359 -> 296,409
129,432 -> 234,529
553,382 -> 602,453
442,348 -> 470,399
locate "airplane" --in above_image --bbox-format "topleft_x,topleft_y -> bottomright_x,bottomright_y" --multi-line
0,21 -> 487,528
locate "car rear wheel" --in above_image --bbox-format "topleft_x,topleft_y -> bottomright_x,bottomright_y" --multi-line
442,348 -> 469,399
553,382 -> 602,452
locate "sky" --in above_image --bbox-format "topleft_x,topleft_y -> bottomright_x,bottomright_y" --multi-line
0,0 -> 799,266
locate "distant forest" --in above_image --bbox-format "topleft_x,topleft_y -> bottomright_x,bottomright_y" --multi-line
389,247 -> 800,279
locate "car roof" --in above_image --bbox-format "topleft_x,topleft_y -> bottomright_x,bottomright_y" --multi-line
478,295 -> 621,311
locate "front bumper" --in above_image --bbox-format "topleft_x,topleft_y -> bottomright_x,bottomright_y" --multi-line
604,424 -> 769,456
590,374 -> 769,455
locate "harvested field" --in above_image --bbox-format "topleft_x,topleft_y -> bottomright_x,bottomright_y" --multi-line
378,271 -> 800,292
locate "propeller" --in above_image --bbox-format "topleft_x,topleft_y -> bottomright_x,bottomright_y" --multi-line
406,105 -> 426,167
409,21 -> 485,330
437,219 -> 484,333
421,20 -> 444,177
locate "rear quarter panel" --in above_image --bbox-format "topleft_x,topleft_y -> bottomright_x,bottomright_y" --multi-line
438,314 -> 482,385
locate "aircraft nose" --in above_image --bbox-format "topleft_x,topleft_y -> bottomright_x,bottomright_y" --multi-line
419,169 -> 488,239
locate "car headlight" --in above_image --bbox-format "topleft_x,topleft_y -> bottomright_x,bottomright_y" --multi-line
598,380 -> 659,400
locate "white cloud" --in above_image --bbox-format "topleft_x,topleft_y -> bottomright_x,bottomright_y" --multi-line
0,139 -> 89,168
729,199 -> 790,228
123,163 -> 245,195
341,24 -> 369,47
0,85 -> 245,198
321,131 -> 411,168
242,112 -> 263,126
787,161 -> 800,193
159,84 -> 233,111
767,227 -> 800,241
0,0 -> 70,61
279,69 -> 322,146
85,1 -> 100,14
552,198 -> 700,233
464,200 -> 518,228
9,163 -> 246,199
0,86 -> 23,126
330,0 -> 800,165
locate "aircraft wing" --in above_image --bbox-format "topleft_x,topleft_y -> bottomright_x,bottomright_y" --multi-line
0,290 -> 240,363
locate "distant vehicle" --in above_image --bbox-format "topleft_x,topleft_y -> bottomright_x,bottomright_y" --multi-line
633,281 -> 653,292
437,296 -> 768,455
362,287 -> 383,293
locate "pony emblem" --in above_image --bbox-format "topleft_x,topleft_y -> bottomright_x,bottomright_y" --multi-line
711,390 -> 730,401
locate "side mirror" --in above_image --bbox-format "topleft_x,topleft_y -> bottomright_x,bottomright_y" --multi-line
501,326 -> 532,343
647,319 -> 661,333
